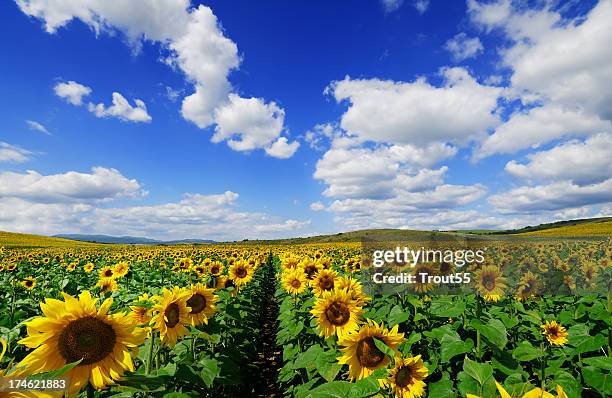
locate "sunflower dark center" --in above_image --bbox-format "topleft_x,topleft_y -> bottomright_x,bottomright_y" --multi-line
187,294 -> 207,314
319,275 -> 335,291
304,265 -> 317,279
211,266 -> 220,274
356,337 -> 385,368
58,316 -> 116,365
25,280 -> 34,287
291,279 -> 302,289
103,270 -> 113,277
165,303 -> 181,328
547,326 -> 559,337
482,273 -> 496,291
325,301 -> 350,326
395,365 -> 415,388
236,267 -> 248,278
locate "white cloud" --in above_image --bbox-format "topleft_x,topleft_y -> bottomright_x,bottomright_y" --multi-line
413,0 -> 430,14
88,92 -> 152,123
18,1 -> 290,157
310,201 -> 325,211
328,67 -> 502,147
0,142 -> 32,163
26,120 -> 51,135
0,190 -> 310,241
265,137 -> 300,159
0,167 -> 145,203
381,0 -> 403,13
489,179 -> 612,214
505,133 -> 612,185
213,94 -> 298,156
54,80 -> 92,105
469,0 -> 612,158
444,33 -> 484,61
475,105 -> 611,159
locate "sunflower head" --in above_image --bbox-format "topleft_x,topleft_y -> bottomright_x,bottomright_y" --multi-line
383,355 -> 429,398
311,269 -> 338,296
99,266 -> 115,280
300,259 -> 322,280
541,321 -> 569,346
84,263 -> 95,273
96,278 -> 119,293
209,261 -> 224,276
338,320 -> 405,380
282,269 -> 308,295
229,260 -> 254,287
412,263 -> 437,294
185,284 -> 219,326
151,286 -> 191,346
21,276 -> 36,290
17,291 -> 146,395
311,289 -> 362,338
473,265 -> 506,300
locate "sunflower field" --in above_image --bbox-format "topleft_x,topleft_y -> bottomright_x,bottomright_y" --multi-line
0,237 -> 610,397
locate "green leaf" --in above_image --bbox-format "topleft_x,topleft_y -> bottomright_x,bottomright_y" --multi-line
472,319 -> 508,350
440,334 -> 473,363
373,337 -> 396,359
199,357 -> 220,388
512,341 -> 544,362
348,375 -> 380,398
429,298 -> 466,318
316,349 -> 343,382
306,380 -> 352,398
428,375 -> 454,398
463,357 -> 493,386
28,359 -> 83,380
583,356 -> 612,371
294,345 -> 324,370
388,304 -> 410,327
582,366 -> 612,396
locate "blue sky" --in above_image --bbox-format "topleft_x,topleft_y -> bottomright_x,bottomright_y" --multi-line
0,0 -> 610,240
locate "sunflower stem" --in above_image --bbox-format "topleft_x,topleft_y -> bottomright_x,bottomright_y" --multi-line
145,331 -> 156,375
86,383 -> 95,398
540,342 -> 547,389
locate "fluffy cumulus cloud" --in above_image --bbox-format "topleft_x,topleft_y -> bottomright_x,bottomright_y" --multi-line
328,67 -> 502,147
505,133 -> 612,185
265,137 -> 300,159
212,94 -> 287,153
0,167 -> 145,203
19,0 -> 298,157
470,0 -> 612,158
54,80 -> 92,105
88,92 -> 152,123
0,142 -> 32,163
444,32 -> 484,61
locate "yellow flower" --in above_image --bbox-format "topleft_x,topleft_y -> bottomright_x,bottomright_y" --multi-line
130,293 -> 153,328
473,265 -> 506,301
311,269 -> 338,296
84,262 -> 95,273
311,289 -> 362,338
467,381 -> 568,398
282,269 -> 308,295
113,261 -> 130,278
98,266 -> 115,280
541,321 -> 569,346
151,287 -> 191,346
338,320 -> 404,380
185,284 -> 218,326
16,291 -> 146,395
21,276 -> 36,290
229,260 -> 254,287
96,278 -> 119,293
209,261 -> 224,277
382,355 -> 428,398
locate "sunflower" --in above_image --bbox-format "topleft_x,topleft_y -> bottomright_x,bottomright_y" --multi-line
113,261 -> 130,278
228,260 -> 254,287
541,321 -> 569,346
16,291 -> 146,394
21,276 -> 36,290
130,293 -> 153,328
311,269 -> 338,296
209,261 -> 224,277
99,266 -> 115,280
467,381 -> 568,398
473,265 -> 506,302
151,287 -> 191,346
300,259 -> 322,280
515,271 -> 539,301
382,355 -> 428,398
412,263 -> 437,294
67,262 -> 78,272
311,289 -> 362,338
282,269 -> 308,295
336,276 -> 371,306
338,320 -> 405,380
97,278 -> 119,293
185,284 -> 218,326
84,262 -> 95,273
